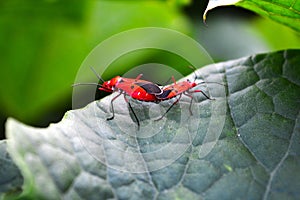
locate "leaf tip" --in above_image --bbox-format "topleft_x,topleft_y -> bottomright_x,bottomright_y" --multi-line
203,0 -> 241,23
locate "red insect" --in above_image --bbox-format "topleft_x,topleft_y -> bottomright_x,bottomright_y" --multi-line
99,74 -> 161,102
73,67 -> 162,129
155,76 -> 215,120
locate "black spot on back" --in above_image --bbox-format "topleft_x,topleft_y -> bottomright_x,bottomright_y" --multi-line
135,82 -> 162,94
156,90 -> 172,99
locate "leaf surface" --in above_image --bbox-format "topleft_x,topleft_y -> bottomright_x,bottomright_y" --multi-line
0,140 -> 23,199
4,50 -> 300,199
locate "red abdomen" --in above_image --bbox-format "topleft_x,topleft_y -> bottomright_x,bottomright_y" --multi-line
116,80 -> 160,102
131,88 -> 158,101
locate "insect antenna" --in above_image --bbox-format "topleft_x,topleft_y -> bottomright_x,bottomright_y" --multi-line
186,65 -> 199,82
197,81 -> 226,86
72,83 -> 102,87
72,83 -> 113,94
72,67 -> 107,88
90,67 -> 105,83
187,66 -> 226,86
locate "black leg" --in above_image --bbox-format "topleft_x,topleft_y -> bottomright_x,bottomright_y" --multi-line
185,90 -> 215,115
128,102 -> 140,130
123,95 -> 140,130
192,89 -> 215,100
200,90 -> 214,100
155,94 -> 182,121
184,92 -> 194,115
107,92 -> 122,121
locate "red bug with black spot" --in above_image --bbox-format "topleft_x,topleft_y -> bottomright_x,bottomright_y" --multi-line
155,75 -> 218,120
73,67 -> 163,129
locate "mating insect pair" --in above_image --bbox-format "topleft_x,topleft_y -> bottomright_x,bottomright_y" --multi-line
73,67 -> 215,129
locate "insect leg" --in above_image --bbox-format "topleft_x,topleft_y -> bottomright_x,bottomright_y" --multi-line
123,95 -> 140,130
192,90 -> 215,100
107,92 -> 122,121
135,74 -> 143,81
155,94 -> 182,121
160,76 -> 177,87
171,76 -> 177,84
185,89 -> 215,116
184,92 -> 194,115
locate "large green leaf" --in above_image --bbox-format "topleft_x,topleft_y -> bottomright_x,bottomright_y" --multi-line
204,0 -> 300,33
3,50 -> 300,199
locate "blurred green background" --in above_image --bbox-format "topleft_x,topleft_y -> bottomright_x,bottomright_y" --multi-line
1,0 -> 300,139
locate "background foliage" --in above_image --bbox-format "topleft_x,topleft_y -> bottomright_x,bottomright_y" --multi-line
0,0 -> 299,139
1,0 -> 300,199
